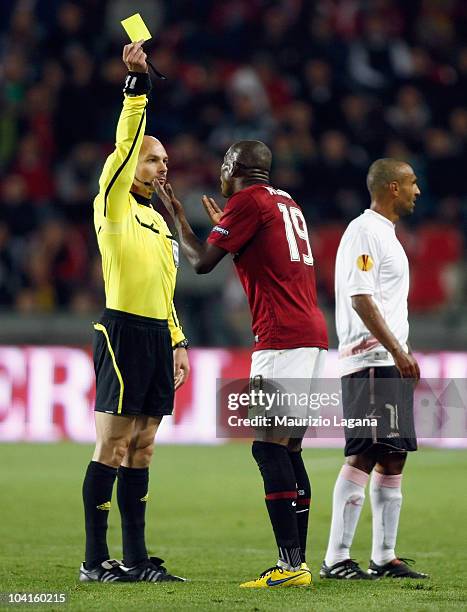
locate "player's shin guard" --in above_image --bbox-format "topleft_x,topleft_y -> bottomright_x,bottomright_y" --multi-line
370,472 -> 403,566
117,466 -> 149,567
252,441 -> 301,570
288,450 -> 311,562
324,464 -> 368,567
82,461 -> 118,569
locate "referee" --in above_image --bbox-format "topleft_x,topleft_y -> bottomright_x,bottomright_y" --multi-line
79,42 -> 189,583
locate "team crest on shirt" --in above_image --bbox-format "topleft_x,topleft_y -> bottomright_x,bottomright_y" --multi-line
357,254 -> 374,271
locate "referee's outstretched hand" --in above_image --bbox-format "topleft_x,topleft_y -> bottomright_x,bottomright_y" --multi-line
123,40 -> 148,73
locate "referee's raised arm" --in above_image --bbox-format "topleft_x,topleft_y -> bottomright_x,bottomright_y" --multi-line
95,41 -> 150,223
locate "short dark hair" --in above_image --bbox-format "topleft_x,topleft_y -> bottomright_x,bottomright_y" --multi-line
366,158 -> 411,196
230,140 -> 272,173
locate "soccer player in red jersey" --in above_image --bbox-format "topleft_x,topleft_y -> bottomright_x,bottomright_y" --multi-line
155,140 -> 328,587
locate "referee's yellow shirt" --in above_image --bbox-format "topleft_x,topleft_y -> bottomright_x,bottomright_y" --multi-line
93,94 -> 185,346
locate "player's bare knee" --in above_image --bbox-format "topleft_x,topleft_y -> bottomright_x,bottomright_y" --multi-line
376,451 -> 407,475
138,441 -> 155,466
93,432 -> 131,467
114,440 -> 132,465
93,441 -> 129,467
125,440 -> 155,468
346,453 -> 375,474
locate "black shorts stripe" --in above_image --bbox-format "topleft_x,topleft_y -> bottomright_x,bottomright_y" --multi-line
104,106 -> 146,217
93,322 -> 124,414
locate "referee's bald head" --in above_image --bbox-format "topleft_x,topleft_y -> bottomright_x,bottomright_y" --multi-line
366,158 -> 412,198
140,135 -> 163,157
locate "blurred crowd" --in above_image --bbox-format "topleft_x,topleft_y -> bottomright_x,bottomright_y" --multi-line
0,0 -> 466,344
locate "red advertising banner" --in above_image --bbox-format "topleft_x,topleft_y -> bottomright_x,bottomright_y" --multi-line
0,347 -> 466,446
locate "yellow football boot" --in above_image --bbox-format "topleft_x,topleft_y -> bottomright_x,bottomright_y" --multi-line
240,565 -> 312,588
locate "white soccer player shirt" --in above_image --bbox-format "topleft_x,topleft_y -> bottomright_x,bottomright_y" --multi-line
335,209 -> 409,376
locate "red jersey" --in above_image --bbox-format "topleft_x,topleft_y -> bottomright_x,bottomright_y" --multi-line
208,184 -> 328,351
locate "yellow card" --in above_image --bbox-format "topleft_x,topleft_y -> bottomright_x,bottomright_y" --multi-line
121,13 -> 152,42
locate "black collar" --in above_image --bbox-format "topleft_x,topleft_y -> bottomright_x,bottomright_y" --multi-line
131,191 -> 152,207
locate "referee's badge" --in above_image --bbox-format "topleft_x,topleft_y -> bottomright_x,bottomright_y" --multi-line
357,254 -> 374,271
171,240 -> 179,268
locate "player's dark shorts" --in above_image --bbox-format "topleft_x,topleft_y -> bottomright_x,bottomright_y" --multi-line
341,365 -> 417,457
93,308 -> 174,417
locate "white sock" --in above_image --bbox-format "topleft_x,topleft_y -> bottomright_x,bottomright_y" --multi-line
324,464 -> 369,567
370,472 -> 402,566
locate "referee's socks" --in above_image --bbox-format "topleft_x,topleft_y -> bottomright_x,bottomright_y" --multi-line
82,461 -> 117,569
117,466 -> 149,567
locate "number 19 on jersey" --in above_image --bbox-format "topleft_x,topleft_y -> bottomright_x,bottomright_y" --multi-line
277,203 -> 314,265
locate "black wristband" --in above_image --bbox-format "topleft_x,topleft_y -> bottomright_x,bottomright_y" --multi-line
173,339 -> 189,350
123,71 -> 152,96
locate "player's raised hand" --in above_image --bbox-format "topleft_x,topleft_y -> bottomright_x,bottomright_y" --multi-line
201,195 -> 223,226
153,180 -> 175,219
153,181 -> 183,220
165,183 -> 184,215
123,40 -> 148,73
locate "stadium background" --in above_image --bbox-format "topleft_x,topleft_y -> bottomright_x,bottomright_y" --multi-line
0,0 -> 466,443
1,2 -> 467,610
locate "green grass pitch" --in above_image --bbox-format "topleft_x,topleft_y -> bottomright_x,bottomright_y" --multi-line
0,444 -> 466,611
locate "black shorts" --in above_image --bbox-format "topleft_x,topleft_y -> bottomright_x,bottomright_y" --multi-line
93,308 -> 174,418
341,365 -> 417,457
